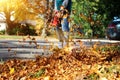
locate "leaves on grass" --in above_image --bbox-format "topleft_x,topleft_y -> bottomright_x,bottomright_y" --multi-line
29,68 -> 45,78
0,41 -> 120,80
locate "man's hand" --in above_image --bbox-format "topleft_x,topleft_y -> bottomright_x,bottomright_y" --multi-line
60,6 -> 65,10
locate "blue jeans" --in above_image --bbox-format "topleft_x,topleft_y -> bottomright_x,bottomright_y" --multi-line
62,18 -> 69,32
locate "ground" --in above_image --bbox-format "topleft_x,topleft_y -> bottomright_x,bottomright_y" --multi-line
0,35 -> 120,80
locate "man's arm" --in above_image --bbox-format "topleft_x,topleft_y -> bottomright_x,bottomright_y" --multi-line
62,0 -> 69,8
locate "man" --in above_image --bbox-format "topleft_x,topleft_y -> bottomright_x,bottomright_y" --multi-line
54,0 -> 72,48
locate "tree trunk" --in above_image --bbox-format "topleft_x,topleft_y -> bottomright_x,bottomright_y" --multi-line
41,0 -> 49,38
4,10 -> 18,35
6,19 -> 16,35
41,0 -> 55,38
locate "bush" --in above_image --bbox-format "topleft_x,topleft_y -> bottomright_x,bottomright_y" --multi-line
11,24 -> 37,36
0,30 -> 5,35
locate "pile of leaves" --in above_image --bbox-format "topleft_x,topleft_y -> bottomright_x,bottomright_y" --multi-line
0,41 -> 120,80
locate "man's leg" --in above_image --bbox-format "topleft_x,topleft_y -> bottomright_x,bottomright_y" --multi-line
55,27 -> 63,42
63,31 -> 69,47
61,18 -> 70,47
55,27 -> 65,48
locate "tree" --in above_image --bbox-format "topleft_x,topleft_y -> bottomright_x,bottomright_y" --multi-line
97,0 -> 120,19
0,0 -> 47,35
41,0 -> 55,38
72,0 -> 120,38
72,0 -> 108,38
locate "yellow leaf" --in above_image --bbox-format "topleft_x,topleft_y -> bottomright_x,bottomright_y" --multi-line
43,76 -> 50,80
10,68 -> 15,74
100,77 -> 108,80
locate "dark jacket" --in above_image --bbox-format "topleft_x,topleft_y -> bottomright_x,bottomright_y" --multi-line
55,0 -> 72,13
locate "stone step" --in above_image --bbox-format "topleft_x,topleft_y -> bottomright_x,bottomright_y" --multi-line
0,42 -> 56,48
0,48 -> 52,55
0,53 -> 51,61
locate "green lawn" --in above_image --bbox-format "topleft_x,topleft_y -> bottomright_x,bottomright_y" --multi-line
0,35 -> 25,39
0,35 -> 57,40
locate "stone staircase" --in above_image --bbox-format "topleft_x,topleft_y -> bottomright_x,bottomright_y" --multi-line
0,39 -> 119,60
0,40 -> 57,60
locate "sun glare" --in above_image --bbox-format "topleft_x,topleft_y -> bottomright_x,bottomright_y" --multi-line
0,0 -> 5,2
0,0 -> 7,6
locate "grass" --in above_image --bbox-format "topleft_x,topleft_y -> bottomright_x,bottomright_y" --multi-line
0,35 -> 58,41
0,35 -> 25,39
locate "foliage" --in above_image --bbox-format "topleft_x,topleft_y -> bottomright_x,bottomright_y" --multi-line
0,30 -> 5,35
71,0 -> 112,38
29,68 -> 45,78
96,0 -> 120,20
